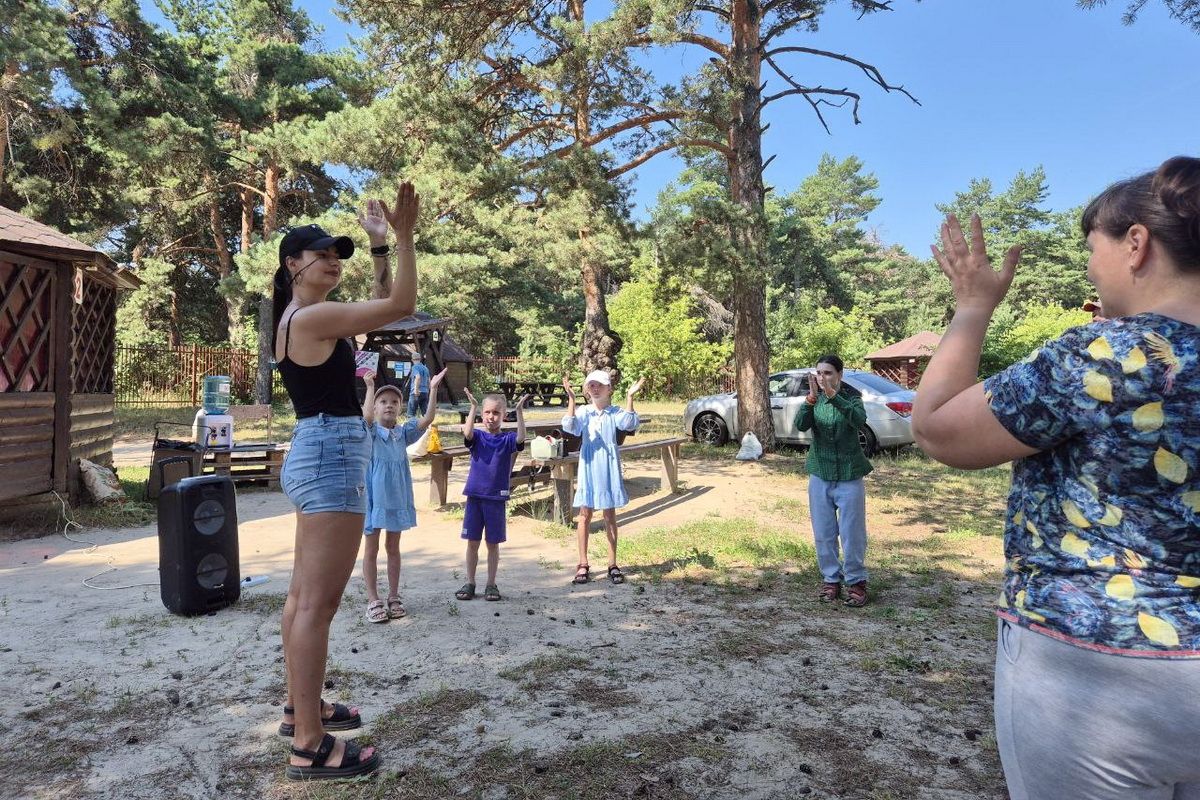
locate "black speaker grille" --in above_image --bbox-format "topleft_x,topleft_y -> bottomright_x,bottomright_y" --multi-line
196,553 -> 229,589
193,499 -> 226,536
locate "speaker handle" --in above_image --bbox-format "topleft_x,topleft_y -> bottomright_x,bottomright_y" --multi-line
156,455 -> 196,478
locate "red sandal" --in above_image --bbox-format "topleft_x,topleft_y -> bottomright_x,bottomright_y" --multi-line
818,582 -> 841,602
844,581 -> 868,607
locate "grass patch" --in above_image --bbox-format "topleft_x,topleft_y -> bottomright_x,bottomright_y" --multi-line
599,517 -> 818,583
498,652 -> 590,682
370,687 -> 485,747
237,591 -> 288,616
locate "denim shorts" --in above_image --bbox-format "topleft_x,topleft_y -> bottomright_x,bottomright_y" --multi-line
281,414 -> 371,515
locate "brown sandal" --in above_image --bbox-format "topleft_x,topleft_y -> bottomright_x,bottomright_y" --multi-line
818,582 -> 841,602
844,581 -> 868,607
573,564 -> 591,584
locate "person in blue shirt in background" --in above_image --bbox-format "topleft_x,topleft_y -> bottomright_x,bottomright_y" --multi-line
454,389 -> 529,602
406,351 -> 432,418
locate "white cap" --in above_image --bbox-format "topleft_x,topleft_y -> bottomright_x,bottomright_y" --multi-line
584,369 -> 611,386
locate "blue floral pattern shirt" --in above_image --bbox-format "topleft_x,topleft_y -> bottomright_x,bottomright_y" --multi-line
983,314 -> 1200,657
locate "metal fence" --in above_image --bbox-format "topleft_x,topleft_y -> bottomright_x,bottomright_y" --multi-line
114,344 -> 280,407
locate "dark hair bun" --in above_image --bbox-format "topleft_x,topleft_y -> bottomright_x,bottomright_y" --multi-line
1153,156 -> 1200,252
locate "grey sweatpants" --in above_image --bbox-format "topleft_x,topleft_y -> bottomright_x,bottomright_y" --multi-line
995,617 -> 1200,800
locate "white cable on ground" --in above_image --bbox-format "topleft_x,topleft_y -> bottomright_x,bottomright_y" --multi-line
53,490 -> 160,591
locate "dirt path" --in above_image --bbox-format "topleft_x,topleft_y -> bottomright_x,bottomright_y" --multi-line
0,453 -> 1008,799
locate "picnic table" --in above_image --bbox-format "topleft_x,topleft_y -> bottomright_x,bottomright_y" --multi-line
496,381 -> 570,407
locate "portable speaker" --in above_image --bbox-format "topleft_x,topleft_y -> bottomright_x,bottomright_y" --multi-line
158,474 -> 240,615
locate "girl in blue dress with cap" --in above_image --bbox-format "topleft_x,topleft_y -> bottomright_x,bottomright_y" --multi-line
561,370 -> 645,585
359,367 -> 445,623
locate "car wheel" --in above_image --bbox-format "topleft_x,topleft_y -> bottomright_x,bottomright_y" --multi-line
858,426 -> 878,457
693,412 -> 729,446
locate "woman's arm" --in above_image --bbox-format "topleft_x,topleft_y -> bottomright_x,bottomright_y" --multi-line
293,183 -> 420,340
416,369 -> 447,432
912,214 -> 1039,468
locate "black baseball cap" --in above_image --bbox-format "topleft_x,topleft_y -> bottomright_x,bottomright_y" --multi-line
278,224 -> 355,269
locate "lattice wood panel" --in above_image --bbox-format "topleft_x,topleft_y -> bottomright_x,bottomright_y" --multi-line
0,261 -> 53,393
73,277 -> 116,393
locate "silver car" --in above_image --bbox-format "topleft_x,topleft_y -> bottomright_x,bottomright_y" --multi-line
683,369 -> 916,455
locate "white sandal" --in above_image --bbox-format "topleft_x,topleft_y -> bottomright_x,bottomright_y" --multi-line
365,599 -> 388,623
386,597 -> 406,619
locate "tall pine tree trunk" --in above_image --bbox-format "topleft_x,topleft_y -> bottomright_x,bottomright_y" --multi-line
728,0 -> 774,451
254,161 -> 280,403
578,228 -> 621,379
569,0 -> 621,382
206,181 -> 235,343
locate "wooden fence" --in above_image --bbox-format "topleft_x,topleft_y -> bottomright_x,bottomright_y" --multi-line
114,344 -> 281,407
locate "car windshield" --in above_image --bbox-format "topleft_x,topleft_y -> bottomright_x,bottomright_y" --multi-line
849,372 -> 906,395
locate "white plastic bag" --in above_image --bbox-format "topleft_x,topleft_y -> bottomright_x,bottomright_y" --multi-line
79,458 -> 126,503
406,426 -> 432,458
735,431 -> 763,461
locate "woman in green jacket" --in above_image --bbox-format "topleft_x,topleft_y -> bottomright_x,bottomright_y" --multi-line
795,354 -> 873,606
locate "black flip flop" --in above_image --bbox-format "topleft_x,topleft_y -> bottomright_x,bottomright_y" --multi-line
607,565 -> 626,585
278,700 -> 362,737
285,733 -> 380,781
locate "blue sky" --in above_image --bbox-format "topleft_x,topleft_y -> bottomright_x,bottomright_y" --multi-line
174,0 -> 1200,256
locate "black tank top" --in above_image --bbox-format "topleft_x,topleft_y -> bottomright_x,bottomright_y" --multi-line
277,311 -> 362,419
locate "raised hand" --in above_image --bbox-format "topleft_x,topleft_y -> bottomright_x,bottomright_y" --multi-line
357,199 -> 389,243
515,393 -> 531,410
929,213 -> 1021,312
464,387 -> 478,407
627,377 -> 645,398
807,373 -> 818,402
381,181 -> 419,235
562,376 -> 576,402
363,370 -> 376,387
821,375 -> 838,398
429,367 -> 448,388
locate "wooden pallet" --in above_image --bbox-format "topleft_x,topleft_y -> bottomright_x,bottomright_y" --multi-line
203,446 -> 283,489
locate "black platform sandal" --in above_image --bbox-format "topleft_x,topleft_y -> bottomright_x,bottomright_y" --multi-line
278,699 -> 362,737
285,732 -> 380,781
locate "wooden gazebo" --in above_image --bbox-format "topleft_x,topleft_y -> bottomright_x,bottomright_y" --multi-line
358,312 -> 474,404
0,207 -> 140,514
865,331 -> 941,389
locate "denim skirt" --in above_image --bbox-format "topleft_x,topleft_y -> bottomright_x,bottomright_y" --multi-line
281,414 -> 371,515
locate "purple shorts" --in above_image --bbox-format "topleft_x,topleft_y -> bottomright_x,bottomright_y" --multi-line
462,496 -> 507,544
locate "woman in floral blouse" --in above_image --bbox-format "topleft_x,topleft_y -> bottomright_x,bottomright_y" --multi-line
914,156 -> 1200,799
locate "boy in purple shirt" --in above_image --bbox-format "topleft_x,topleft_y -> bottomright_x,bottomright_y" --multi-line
454,390 -> 528,601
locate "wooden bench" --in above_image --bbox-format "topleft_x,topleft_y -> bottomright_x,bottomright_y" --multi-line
540,436 -> 687,525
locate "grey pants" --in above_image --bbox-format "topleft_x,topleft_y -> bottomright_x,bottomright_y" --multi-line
995,618 -> 1200,800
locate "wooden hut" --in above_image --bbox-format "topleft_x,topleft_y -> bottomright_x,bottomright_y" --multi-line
865,331 -> 941,389
358,312 -> 474,404
0,207 -> 140,514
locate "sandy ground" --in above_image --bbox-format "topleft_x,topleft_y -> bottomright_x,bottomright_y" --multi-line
0,453 -> 1008,800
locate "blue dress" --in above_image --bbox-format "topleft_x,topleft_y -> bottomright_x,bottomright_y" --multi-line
562,405 -> 639,510
364,420 -> 422,533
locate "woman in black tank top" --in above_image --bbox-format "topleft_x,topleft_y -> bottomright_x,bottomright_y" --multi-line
270,182 -> 419,781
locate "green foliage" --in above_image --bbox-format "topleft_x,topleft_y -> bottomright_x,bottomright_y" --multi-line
980,305 -> 1093,378
608,277 -> 732,398
767,293 -> 884,372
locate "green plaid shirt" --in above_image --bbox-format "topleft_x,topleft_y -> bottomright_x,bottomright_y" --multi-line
794,389 -> 873,482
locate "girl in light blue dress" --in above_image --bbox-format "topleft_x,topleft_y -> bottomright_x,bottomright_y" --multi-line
360,368 -> 444,622
561,370 -> 644,585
